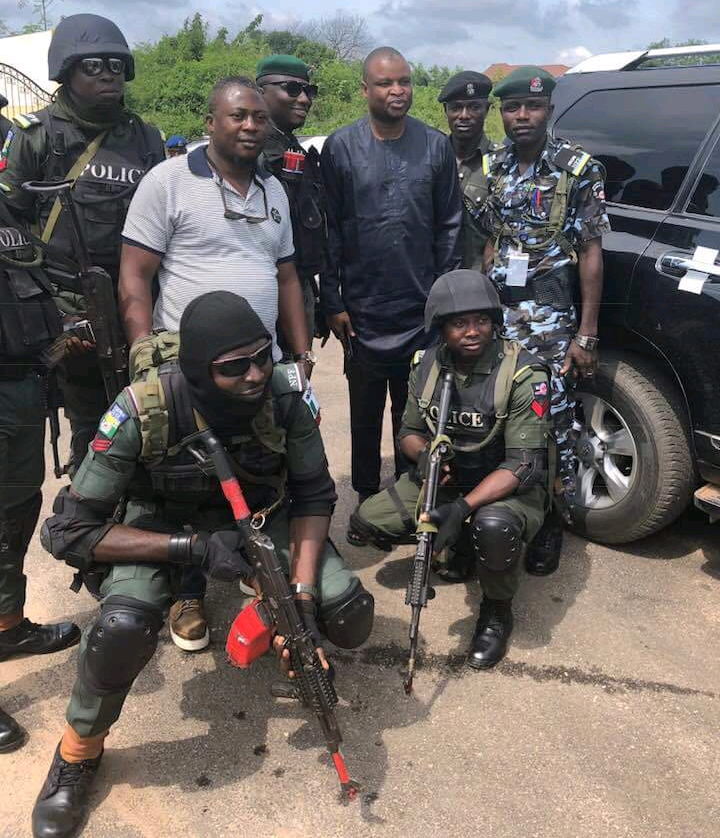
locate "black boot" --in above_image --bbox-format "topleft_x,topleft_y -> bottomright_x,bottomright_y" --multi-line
32,745 -> 102,838
0,618 -> 81,662
525,511 -> 563,576
0,706 -> 25,753
467,598 -> 513,669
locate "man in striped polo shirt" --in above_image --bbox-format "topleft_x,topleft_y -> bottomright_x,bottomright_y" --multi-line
118,76 -> 311,650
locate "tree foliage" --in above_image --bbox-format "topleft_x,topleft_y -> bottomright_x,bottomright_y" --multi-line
644,38 -> 720,67
124,13 -> 506,141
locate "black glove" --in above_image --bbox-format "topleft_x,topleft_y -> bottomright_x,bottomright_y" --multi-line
427,497 -> 471,554
168,530 -> 253,582
295,597 -> 323,650
414,446 -> 430,478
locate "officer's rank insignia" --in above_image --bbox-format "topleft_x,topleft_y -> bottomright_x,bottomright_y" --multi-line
271,207 -> 281,223
529,77 -> 544,94
530,381 -> 549,417
302,385 -> 321,425
0,129 -> 13,172
466,83 -> 475,96
92,403 -> 129,450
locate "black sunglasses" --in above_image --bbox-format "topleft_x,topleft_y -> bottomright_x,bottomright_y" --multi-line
264,80 -> 318,100
212,341 -> 273,377
219,179 -> 268,222
78,57 -> 126,77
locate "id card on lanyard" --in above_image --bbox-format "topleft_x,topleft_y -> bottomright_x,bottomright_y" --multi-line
506,246 -> 529,287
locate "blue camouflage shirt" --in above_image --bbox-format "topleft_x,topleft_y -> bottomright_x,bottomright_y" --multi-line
482,135 -> 611,287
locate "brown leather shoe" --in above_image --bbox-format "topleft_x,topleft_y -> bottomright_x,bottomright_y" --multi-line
169,599 -> 209,652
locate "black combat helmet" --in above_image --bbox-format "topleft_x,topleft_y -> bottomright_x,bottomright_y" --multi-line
48,14 -> 135,82
424,269 -> 503,332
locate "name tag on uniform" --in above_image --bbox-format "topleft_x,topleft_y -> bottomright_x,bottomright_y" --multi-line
506,250 -> 529,287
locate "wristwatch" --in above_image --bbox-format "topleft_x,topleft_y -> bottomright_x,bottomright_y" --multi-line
293,350 -> 317,367
573,334 -> 599,351
290,582 -> 318,600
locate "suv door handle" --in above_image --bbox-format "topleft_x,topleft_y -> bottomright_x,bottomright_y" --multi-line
658,251 -> 720,278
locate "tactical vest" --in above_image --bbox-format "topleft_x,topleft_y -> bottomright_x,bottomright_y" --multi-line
278,145 -> 326,279
485,142 -> 591,266
30,107 -> 162,284
127,360 -> 299,523
0,224 -> 61,367
414,340 -> 544,492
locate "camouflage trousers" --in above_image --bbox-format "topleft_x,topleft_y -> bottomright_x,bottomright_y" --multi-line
503,302 -> 578,520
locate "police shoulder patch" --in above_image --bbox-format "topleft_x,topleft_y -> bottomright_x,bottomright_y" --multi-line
530,380 -> 549,417
302,385 -> 321,425
92,402 -> 129,451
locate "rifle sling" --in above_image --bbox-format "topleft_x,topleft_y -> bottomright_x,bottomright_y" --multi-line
40,130 -> 108,245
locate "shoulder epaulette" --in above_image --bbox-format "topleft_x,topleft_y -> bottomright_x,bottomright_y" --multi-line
411,350 -> 425,366
271,362 -> 307,396
13,113 -> 41,129
553,144 -> 591,177
512,364 -> 533,384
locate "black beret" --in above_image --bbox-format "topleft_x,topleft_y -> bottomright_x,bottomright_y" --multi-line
438,71 -> 492,103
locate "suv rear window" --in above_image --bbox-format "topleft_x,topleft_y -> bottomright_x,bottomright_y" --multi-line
554,85 -> 720,210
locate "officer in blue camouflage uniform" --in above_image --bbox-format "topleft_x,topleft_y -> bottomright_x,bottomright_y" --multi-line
481,66 -> 610,574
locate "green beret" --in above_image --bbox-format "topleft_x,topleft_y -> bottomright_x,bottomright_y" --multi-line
256,54 -> 310,82
492,66 -> 557,99
438,71 -> 492,103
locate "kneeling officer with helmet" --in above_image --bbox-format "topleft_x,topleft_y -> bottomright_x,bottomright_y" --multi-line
32,291 -> 373,838
350,270 -> 550,668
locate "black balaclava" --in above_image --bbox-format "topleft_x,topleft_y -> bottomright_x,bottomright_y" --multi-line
179,291 -> 272,437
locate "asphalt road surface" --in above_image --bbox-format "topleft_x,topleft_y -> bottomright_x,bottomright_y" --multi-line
3,339 -> 719,837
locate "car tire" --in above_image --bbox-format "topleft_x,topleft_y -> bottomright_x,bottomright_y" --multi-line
571,350 -> 697,544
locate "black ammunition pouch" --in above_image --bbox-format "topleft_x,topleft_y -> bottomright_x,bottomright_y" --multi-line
501,264 -> 576,310
282,146 -> 326,278
0,228 -> 61,359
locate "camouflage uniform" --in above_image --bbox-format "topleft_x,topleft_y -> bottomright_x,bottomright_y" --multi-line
483,135 -> 610,516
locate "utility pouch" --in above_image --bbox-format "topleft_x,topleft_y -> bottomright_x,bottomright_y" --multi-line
502,264 -> 576,309
531,264 -> 576,310
0,261 -> 61,358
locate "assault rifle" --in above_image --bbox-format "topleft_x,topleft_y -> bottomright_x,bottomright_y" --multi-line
403,367 -> 455,695
186,429 -> 358,800
22,180 -> 128,402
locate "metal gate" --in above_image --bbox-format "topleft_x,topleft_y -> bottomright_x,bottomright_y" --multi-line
0,62 -> 52,118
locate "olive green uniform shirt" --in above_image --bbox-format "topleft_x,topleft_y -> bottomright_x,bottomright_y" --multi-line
453,132 -> 494,269
400,340 -> 550,453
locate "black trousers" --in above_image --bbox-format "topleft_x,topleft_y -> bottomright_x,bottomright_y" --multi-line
345,352 -> 412,499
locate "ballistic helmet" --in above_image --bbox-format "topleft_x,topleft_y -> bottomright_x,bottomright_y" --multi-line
425,269 -> 502,332
48,14 -> 134,82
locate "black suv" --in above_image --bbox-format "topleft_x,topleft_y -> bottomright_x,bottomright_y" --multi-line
550,46 -> 720,543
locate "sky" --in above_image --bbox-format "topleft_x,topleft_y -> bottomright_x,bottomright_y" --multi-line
1,0 -> 719,70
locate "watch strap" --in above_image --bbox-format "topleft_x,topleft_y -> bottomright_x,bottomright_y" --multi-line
290,582 -> 318,599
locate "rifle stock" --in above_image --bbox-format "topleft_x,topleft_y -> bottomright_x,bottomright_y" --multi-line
403,367 -> 455,694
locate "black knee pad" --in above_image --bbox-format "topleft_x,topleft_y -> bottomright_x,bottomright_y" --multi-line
0,492 -> 41,555
318,577 -> 374,649
471,506 -> 524,573
81,595 -> 163,696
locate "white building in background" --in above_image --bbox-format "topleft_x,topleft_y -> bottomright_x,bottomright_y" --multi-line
0,29 -> 56,117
